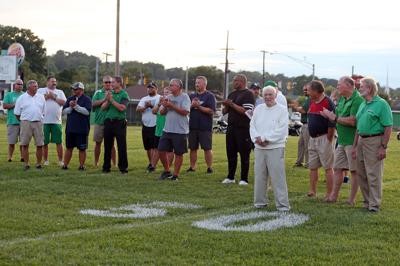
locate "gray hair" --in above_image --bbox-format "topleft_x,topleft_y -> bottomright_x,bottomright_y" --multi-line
196,76 -> 208,86
361,77 -> 378,96
27,80 -> 38,87
170,78 -> 183,89
262,86 -> 277,97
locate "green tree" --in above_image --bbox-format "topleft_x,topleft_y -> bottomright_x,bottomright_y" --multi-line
0,25 -> 47,79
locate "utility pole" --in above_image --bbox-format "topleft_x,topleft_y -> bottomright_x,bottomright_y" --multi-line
221,31 -> 233,99
185,66 -> 189,93
260,50 -> 266,86
103,52 -> 112,73
115,0 -> 120,76
95,57 -> 99,90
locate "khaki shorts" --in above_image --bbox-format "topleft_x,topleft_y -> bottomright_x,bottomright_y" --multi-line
333,145 -> 357,171
7,125 -> 20,144
308,134 -> 334,169
93,124 -> 104,142
20,120 -> 44,146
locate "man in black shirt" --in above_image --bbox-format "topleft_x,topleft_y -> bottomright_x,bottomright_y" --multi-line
221,74 -> 255,185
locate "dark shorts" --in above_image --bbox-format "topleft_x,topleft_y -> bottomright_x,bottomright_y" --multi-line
66,132 -> 88,150
154,136 -> 160,149
188,130 -> 212,150
142,126 -> 157,150
158,132 -> 188,155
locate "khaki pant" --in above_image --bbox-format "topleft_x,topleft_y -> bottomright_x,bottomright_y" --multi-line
295,124 -> 309,166
254,148 -> 290,211
356,136 -> 384,211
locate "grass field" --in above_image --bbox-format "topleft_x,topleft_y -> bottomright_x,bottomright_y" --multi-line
0,121 -> 399,265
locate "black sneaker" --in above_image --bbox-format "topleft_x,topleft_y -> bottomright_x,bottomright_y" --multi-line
7,159 -> 12,162
169,175 -> 179,181
146,164 -> 152,170
62,165 -> 68,170
120,169 -> 128,174
20,158 -> 24,162
102,169 -> 111,173
206,167 -> 213,174
78,166 -> 86,171
159,171 -> 172,180
147,166 -> 155,173
36,164 -> 42,169
24,165 -> 30,171
186,167 -> 195,172
343,176 -> 349,183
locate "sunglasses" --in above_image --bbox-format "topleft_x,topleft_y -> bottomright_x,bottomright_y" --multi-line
104,81 -> 112,84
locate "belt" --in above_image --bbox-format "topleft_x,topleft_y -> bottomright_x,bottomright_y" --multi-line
311,133 -> 326,138
359,133 -> 383,138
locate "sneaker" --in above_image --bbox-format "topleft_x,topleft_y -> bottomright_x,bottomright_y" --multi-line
43,160 -> 49,166
169,175 -> 179,181
238,180 -> 249,186
62,165 -> 68,170
7,159 -> 12,162
20,158 -> 24,162
206,167 -> 213,174
36,164 -> 42,169
78,166 -> 86,171
24,165 -> 30,171
102,169 -> 110,173
293,163 -> 303,167
59,161 -> 64,167
343,176 -> 349,183
186,167 -> 195,172
120,169 -> 128,174
147,166 -> 155,173
159,171 -> 172,180
146,164 -> 152,170
222,178 -> 235,184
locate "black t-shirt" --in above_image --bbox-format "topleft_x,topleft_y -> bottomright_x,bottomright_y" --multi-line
227,88 -> 255,128
189,91 -> 217,131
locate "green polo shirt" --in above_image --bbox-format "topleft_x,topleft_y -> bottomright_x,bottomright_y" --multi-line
105,89 -> 130,120
335,90 -> 363,145
92,88 -> 108,125
3,90 -> 24,125
356,95 -> 393,135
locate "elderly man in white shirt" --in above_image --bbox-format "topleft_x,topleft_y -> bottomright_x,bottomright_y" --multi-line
14,80 -> 46,170
250,86 -> 290,211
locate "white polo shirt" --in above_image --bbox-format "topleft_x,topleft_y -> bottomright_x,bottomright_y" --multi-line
37,87 -> 67,124
14,92 -> 46,122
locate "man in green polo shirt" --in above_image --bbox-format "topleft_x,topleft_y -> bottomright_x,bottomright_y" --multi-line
321,76 -> 363,205
351,77 -> 392,212
92,75 -> 116,167
101,76 -> 130,174
3,79 -> 24,162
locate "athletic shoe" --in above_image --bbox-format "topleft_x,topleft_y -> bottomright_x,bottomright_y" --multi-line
24,165 -> 30,171
78,166 -> 86,171
102,169 -> 110,173
159,171 -> 172,180
186,167 -> 195,172
20,158 -> 24,162
147,166 -> 155,173
120,169 -> 128,174
59,161 -> 64,167
343,176 -> 349,183
206,168 -> 213,174
62,165 -> 68,170
293,163 -> 303,167
146,164 -> 152,170
43,160 -> 49,166
169,175 -> 179,181
238,180 -> 248,186
222,178 -> 235,184
7,159 -> 12,162
36,164 -> 42,169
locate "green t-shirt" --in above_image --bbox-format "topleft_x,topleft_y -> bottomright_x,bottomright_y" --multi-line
301,97 -> 310,124
105,89 -> 130,120
356,96 -> 393,135
335,90 -> 363,145
3,91 -> 24,125
155,112 -> 166,137
92,89 -> 108,125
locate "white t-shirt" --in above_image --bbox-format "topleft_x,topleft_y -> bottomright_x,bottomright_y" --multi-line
276,90 -> 288,108
14,92 -> 46,122
37,87 -> 67,124
137,94 -> 160,127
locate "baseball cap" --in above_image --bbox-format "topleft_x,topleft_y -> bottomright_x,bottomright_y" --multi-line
250,83 -> 261,90
71,82 -> 84,90
146,81 -> 158,89
264,80 -> 278,88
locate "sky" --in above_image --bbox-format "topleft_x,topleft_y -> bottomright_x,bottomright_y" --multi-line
2,0 -> 400,88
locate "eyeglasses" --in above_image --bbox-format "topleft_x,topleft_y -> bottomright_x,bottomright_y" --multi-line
103,81 -> 112,84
